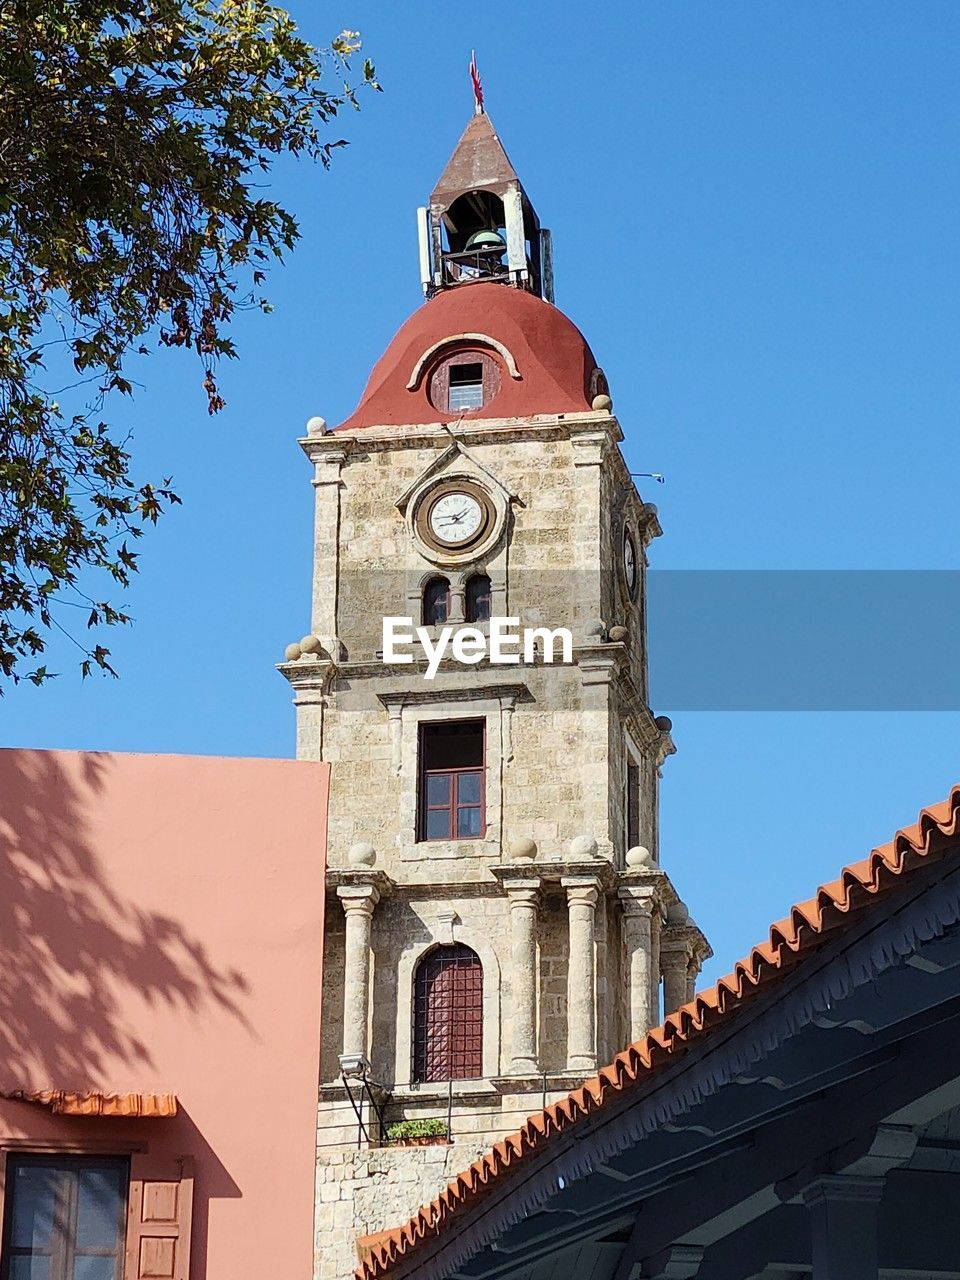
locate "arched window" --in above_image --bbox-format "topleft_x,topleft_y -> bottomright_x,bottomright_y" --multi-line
413,944 -> 483,1082
465,573 -> 492,623
422,576 -> 451,626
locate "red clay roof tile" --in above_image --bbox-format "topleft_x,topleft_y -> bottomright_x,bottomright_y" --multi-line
3,1091 -> 178,1117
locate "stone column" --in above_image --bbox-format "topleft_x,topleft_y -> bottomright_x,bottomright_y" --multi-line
661,939 -> 690,1018
685,955 -> 701,1005
618,887 -> 659,1042
563,877 -> 600,1073
803,1175 -> 884,1280
506,882 -> 540,1074
649,908 -> 662,1027
337,883 -> 380,1066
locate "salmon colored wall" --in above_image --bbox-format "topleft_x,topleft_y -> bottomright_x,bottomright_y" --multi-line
0,749 -> 329,1280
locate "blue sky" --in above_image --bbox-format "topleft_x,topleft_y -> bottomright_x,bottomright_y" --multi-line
4,1 -> 959,983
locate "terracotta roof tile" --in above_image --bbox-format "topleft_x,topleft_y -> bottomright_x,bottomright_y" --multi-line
357,784 -> 960,1280
3,1091 -> 178,1117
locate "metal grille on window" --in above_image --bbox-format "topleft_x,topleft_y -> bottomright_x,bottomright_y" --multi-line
413,944 -> 483,1082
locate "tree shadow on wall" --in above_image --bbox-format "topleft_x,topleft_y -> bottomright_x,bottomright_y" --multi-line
0,749 -> 250,1090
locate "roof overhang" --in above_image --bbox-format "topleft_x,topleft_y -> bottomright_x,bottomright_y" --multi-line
2,1091 -> 178,1118
376,850 -> 960,1280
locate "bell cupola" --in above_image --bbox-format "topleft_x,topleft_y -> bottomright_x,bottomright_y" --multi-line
417,101 -> 553,300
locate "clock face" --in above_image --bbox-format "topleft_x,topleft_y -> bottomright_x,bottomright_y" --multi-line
429,491 -> 484,545
414,479 -> 498,557
623,530 -> 638,599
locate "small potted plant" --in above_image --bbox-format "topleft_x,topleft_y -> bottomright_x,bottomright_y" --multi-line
385,1118 -> 450,1147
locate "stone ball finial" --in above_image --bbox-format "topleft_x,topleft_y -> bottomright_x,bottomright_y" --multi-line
284,642 -> 302,662
305,416 -> 328,436
567,834 -> 599,860
592,394 -> 613,412
625,845 -> 654,869
347,841 -> 377,868
299,634 -> 323,655
667,899 -> 689,925
608,624 -> 628,643
584,619 -> 605,640
654,715 -> 673,734
509,837 -> 538,863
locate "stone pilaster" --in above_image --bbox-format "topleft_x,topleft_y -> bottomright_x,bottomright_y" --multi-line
562,876 -> 601,1072
308,443 -> 347,639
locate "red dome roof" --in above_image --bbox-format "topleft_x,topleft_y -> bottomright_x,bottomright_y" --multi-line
334,282 -> 598,431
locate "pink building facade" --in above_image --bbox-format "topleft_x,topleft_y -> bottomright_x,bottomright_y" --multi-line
0,748 -> 329,1280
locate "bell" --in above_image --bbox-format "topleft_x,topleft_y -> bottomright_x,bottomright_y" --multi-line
464,228 -> 506,255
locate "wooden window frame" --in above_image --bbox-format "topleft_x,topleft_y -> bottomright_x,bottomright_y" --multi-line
427,350 -> 502,414
0,1153 -> 129,1280
417,721 -> 486,842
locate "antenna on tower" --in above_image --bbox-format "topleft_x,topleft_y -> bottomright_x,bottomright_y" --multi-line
469,51 -> 484,114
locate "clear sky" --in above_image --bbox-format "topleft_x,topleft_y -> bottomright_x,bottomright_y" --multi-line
4,1 -> 959,984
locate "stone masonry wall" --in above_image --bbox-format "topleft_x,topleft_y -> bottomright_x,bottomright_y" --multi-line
315,1144 -> 488,1280
296,414 -> 686,1280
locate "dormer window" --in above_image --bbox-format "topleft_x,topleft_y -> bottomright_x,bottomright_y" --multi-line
448,362 -> 484,411
428,350 -> 501,414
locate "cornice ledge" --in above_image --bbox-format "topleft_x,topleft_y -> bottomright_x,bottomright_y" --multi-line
661,918 -> 713,963
617,866 -> 673,908
299,435 -> 354,464
310,411 -> 622,452
325,868 -> 396,896
276,656 -> 337,691
577,642 -> 629,686
376,680 -> 531,709
511,858 -> 618,891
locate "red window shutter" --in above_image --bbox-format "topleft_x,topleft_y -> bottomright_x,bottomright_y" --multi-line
123,1155 -> 194,1280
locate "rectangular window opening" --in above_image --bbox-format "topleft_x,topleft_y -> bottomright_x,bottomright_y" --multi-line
418,720 -> 485,841
1,1155 -> 129,1280
447,363 -> 484,412
626,760 -> 641,852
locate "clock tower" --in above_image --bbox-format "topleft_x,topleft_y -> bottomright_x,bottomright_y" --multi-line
279,106 -> 710,1280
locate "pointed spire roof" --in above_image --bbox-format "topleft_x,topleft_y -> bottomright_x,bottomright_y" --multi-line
430,113 -> 520,209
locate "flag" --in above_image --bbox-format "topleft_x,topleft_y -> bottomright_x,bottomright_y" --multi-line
470,51 -> 484,113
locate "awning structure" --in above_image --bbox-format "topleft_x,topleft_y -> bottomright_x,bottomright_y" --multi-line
359,785 -> 960,1280
1,1091 -> 178,1118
